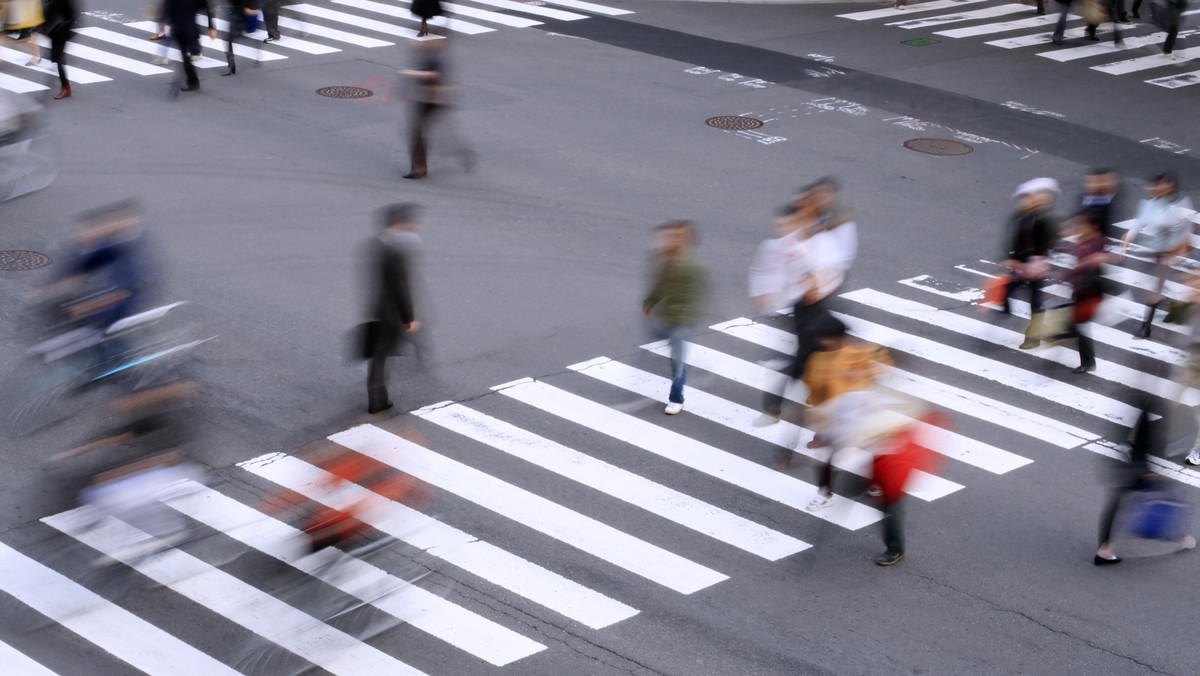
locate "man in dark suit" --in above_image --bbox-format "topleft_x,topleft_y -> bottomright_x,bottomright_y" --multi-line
366,204 -> 421,414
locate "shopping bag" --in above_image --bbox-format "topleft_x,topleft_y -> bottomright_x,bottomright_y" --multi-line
979,275 -> 1009,311
872,413 -> 947,502
1128,494 -> 1190,541
1079,0 -> 1108,24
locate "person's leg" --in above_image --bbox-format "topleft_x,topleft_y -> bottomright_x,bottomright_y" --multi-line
1164,6 -> 1181,52
1052,0 -> 1071,41
1131,0 -> 1141,17
1076,321 -> 1096,372
406,102 -> 437,177
367,324 -> 397,412
50,29 -> 71,98
666,324 -> 687,405
263,0 -> 281,40
1096,488 -> 1125,562
883,498 -> 904,553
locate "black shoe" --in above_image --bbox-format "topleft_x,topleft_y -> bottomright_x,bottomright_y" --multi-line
221,67 -> 235,76
368,401 -> 393,414
180,83 -> 199,92
1093,554 -> 1121,566
402,171 -> 427,179
876,550 -> 905,566
1134,323 -> 1151,339
1086,33 -> 1099,41
1131,10 -> 1139,17
1072,364 -> 1095,374
1051,38 -> 1063,45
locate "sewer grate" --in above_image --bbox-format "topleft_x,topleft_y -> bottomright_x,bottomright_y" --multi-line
903,138 -> 973,156
705,116 -> 764,131
0,250 -> 52,271
316,86 -> 374,99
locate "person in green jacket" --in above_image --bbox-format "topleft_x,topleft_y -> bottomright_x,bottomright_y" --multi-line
642,220 -> 707,415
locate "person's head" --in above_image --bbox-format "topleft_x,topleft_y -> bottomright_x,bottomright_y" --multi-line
1069,208 -> 1104,239
1084,168 -> 1118,196
796,177 -> 839,214
1013,178 -> 1059,213
1148,172 -> 1178,199
654,220 -> 694,256
774,204 -> 803,238
380,203 -> 420,232
812,315 -> 847,351
77,199 -> 141,245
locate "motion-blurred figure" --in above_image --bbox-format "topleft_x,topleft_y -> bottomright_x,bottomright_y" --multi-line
1176,278 -> 1200,466
364,204 -> 421,414
1001,178 -> 1059,349
164,0 -> 215,92
400,34 -> 473,179
1118,172 -> 1193,339
66,200 -> 154,330
3,0 -> 43,65
1052,210 -> 1112,374
222,0 -> 260,76
794,317 -> 891,510
409,0 -> 442,37
1080,167 -> 1122,238
759,179 -> 857,422
1096,397 -> 1195,565
42,0 -> 77,100
642,220 -> 707,415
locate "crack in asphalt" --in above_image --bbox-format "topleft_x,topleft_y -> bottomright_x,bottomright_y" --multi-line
910,571 -> 1172,674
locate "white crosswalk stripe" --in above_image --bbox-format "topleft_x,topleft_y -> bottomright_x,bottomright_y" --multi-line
0,541 -> 242,675
415,401 -> 812,560
32,34 -> 171,75
0,639 -> 57,676
837,0 -> 1200,88
0,44 -> 111,83
0,71 -> 48,92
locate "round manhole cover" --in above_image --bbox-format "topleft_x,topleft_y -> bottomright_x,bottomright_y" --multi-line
316,86 -> 374,99
706,116 -> 764,131
904,138 -> 973,156
0,250 -> 52,271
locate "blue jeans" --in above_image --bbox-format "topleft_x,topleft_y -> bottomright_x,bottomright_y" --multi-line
646,318 -> 688,404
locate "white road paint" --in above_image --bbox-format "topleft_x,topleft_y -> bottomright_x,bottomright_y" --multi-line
32,34 -> 170,75
75,26 -> 225,68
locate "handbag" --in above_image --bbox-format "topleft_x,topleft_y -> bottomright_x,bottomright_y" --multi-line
1129,494 -> 1190,541
1079,0 -> 1108,24
980,275 -> 1009,311
244,10 -> 261,35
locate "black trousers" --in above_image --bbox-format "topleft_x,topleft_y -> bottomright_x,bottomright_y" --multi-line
172,27 -> 199,86
49,25 -> 73,88
1002,274 -> 1043,315
408,101 -> 443,174
762,297 -> 833,416
367,322 -> 400,409
262,0 -> 281,38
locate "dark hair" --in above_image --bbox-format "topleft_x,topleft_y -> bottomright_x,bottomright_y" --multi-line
797,177 -> 838,197
777,203 -> 798,218
380,203 -> 418,229
1086,167 -> 1114,176
1074,208 -> 1104,229
1151,172 -> 1178,188
812,315 -> 847,340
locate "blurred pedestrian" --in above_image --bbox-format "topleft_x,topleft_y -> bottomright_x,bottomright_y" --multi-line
1080,167 -> 1122,238
164,0 -> 215,92
1096,397 -> 1195,564
401,35 -> 472,180
642,220 -> 707,415
1054,0 -> 1123,44
364,204 -> 421,415
42,0 -> 76,100
1118,172 -> 1193,339
3,0 -> 43,65
410,0 -> 442,37
1175,278 -> 1200,466
1001,178 -> 1059,349
760,179 -> 857,423
221,0 -> 260,76
798,317 -> 892,509
260,0 -> 279,42
1053,210 -> 1112,374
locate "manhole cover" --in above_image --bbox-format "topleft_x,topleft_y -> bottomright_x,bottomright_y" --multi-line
316,86 -> 373,99
0,250 -> 52,271
901,37 -> 940,46
706,116 -> 764,131
904,138 -> 973,156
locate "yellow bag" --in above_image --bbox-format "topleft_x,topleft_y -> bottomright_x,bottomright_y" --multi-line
5,0 -> 44,30
1079,0 -> 1108,24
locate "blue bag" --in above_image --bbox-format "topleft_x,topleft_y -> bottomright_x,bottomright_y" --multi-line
244,12 -> 261,35
1130,495 -> 1189,541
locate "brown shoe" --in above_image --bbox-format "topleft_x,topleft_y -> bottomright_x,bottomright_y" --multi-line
53,85 -> 71,100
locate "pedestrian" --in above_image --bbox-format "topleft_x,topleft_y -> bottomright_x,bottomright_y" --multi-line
365,204 -> 421,415
1000,178 -> 1059,349
1148,0 -> 1187,57
1054,0 -> 1124,44
760,178 -> 857,423
1080,167 -> 1122,238
400,35 -> 450,179
1174,278 -> 1200,466
1096,396 -> 1196,564
164,0 -> 216,92
410,0 -> 443,37
642,220 -> 707,416
42,0 -> 76,100
1053,210 -> 1112,374
260,0 -> 280,42
3,0 -> 43,65
1118,172 -> 1193,339
222,0 -> 260,76
798,316 -> 892,508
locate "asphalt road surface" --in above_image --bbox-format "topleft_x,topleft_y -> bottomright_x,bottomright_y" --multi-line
2,0 -> 1199,673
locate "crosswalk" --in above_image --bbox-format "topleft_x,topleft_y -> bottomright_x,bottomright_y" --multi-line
0,0 -> 631,94
838,1 -> 1200,89
5,240 -> 1200,673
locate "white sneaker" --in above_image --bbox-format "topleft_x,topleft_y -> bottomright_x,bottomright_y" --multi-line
152,56 -> 169,65
664,402 -> 684,415
189,54 -> 202,62
1186,448 -> 1200,466
807,492 -> 834,511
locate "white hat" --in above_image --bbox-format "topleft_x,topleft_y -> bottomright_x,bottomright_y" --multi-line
1013,177 -> 1061,199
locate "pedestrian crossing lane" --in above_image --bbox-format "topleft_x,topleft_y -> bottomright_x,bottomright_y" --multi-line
414,401 -> 812,560
328,423 -> 730,594
0,639 -> 57,676
493,377 -> 886,530
0,541 -> 241,676
240,452 -> 640,629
